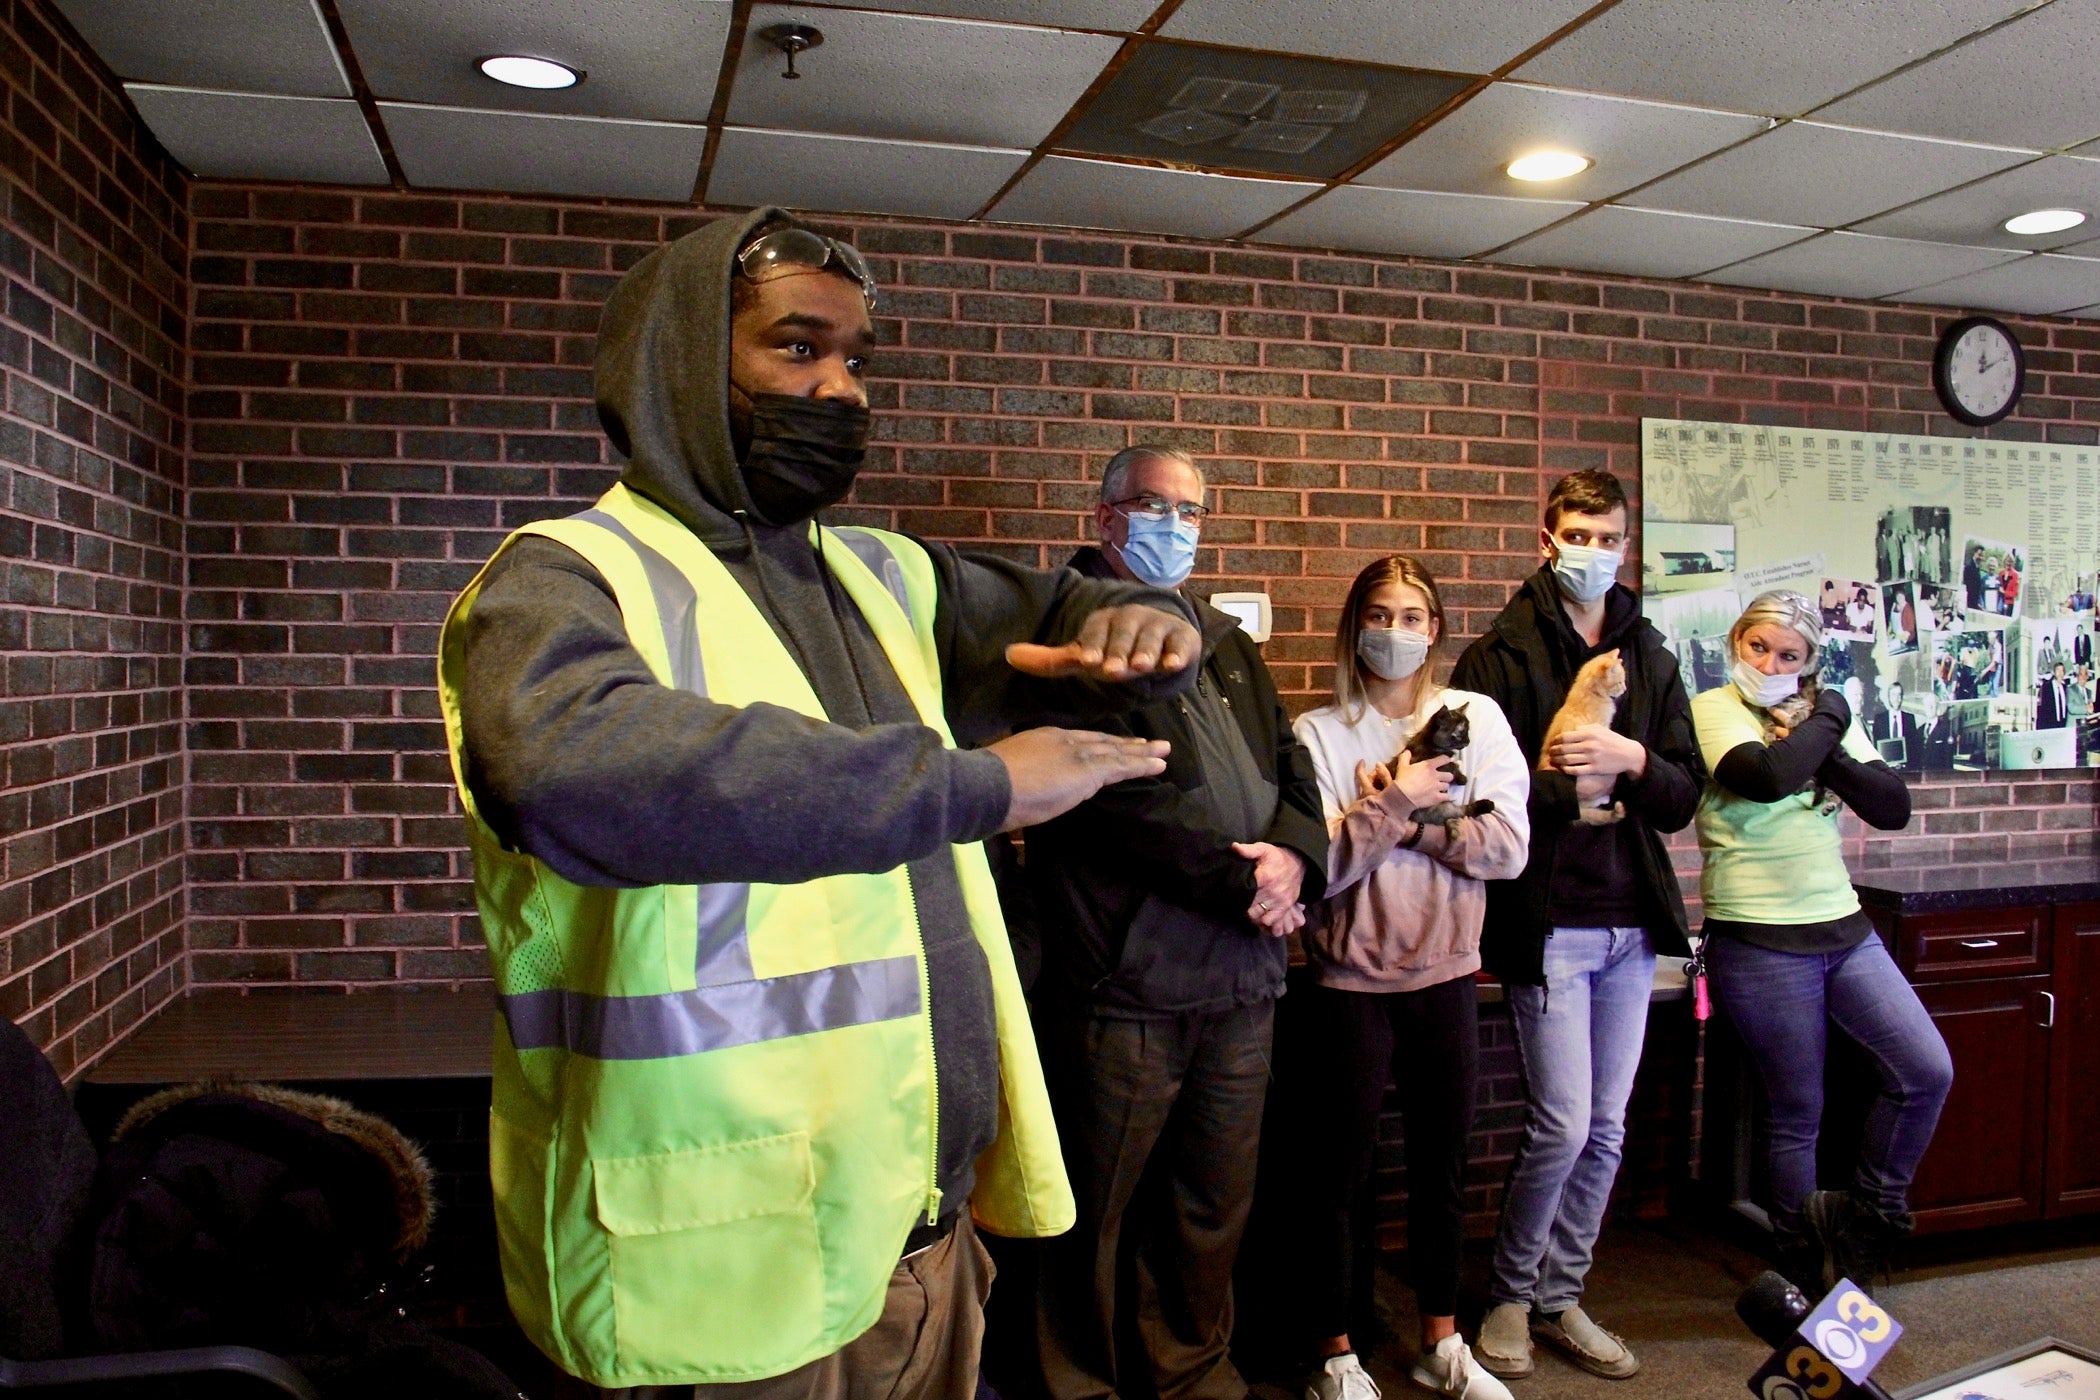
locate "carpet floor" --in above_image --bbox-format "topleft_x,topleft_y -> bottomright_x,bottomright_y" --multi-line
1248,1220 -> 2100,1400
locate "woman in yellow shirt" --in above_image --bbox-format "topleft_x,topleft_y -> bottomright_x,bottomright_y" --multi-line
1691,590 -> 1949,1296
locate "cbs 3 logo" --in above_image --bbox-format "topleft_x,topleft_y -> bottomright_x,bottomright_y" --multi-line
1759,1293 -> 1894,1400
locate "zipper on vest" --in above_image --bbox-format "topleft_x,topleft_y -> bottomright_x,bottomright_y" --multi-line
905,878 -> 942,1226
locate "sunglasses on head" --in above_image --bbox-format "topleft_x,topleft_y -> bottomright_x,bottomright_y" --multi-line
735,227 -> 877,310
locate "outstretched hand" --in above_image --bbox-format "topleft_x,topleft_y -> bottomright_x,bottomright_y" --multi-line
987,727 -> 1170,831
1005,604 -> 1199,682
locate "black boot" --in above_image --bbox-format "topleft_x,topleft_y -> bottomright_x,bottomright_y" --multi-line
1772,1228 -> 1821,1296
1801,1190 -> 1911,1297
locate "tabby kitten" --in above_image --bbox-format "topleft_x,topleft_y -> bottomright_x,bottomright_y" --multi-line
1398,702 -> 1496,839
1537,649 -> 1628,825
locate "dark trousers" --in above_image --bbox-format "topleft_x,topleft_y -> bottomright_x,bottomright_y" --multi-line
1299,977 -> 1478,1334
1035,1000 -> 1274,1400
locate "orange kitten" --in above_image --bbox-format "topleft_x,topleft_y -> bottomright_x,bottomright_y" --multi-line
1538,649 -> 1629,825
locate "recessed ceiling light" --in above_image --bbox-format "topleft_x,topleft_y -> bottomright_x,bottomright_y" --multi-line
1506,150 -> 1591,182
478,55 -> 580,90
2002,208 -> 2085,236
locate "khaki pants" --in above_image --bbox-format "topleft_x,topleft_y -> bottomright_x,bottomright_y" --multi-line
602,1216 -> 995,1400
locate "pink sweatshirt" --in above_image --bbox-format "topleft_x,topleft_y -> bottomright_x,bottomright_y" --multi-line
1292,687 -> 1532,993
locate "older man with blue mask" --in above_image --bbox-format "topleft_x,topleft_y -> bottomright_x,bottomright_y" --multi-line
1019,445 -> 1329,1400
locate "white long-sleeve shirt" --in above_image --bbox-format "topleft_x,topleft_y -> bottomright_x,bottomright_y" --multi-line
1293,686 -> 1532,993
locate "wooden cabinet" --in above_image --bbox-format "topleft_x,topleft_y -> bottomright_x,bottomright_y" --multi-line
2046,902 -> 2100,1219
1871,890 -> 2100,1236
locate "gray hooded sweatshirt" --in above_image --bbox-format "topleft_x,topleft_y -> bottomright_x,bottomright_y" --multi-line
456,207 -> 1190,1220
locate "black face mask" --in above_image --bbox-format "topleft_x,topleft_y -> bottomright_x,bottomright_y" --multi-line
738,392 -> 870,527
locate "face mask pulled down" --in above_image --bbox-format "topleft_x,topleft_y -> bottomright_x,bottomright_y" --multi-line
1357,626 -> 1430,681
738,391 -> 871,527
1551,541 -> 1624,603
1116,512 -> 1199,589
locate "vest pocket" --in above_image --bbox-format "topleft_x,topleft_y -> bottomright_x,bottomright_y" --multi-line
593,1131 -> 824,1378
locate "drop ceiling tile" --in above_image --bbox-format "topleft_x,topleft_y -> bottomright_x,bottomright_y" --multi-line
1515,0 -> 2030,118
55,0 -> 347,95
708,127 -> 1027,221
796,0 -> 1157,30
1632,122 -> 2031,229
1158,0 -> 1599,78
1853,155 -> 2100,252
729,6 -> 1118,150
1703,232 -> 2024,301
1494,205 -> 1814,280
1820,2 -> 2100,152
1359,83 -> 1767,202
1894,253 -> 2100,316
379,104 -> 704,201
1056,39 -> 1471,182
1256,185 -> 1582,260
988,156 -> 1318,240
337,0 -> 728,121
124,86 -> 386,183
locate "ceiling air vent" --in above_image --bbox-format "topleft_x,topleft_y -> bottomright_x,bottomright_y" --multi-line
1059,40 -> 1470,180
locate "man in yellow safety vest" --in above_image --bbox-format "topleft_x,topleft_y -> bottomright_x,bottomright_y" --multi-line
437,207 -> 1201,1398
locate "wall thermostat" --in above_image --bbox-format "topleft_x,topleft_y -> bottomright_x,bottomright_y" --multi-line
1207,591 -> 1272,643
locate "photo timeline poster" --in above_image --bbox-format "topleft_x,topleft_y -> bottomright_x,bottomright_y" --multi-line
1641,417 -> 2100,774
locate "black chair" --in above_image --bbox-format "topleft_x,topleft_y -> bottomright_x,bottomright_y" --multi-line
0,1015 -> 317,1397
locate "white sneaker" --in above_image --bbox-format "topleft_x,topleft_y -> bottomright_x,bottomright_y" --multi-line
1411,1333 -> 1515,1400
1306,1351 -> 1382,1400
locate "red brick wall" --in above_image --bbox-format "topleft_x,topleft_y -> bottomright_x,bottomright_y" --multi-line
0,0 -> 187,1076
179,189 -> 2099,992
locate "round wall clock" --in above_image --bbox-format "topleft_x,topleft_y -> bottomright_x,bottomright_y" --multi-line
1933,315 -> 2024,427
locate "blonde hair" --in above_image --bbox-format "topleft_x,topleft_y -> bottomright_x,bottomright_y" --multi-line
1731,589 -> 1824,676
1331,555 -> 1446,722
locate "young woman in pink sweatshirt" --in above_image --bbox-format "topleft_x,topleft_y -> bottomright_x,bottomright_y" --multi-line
1290,556 -> 1532,1400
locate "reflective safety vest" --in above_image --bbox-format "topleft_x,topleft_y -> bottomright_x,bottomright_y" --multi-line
436,483 -> 1073,1388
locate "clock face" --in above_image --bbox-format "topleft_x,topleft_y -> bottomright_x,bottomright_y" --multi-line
1935,317 -> 2023,426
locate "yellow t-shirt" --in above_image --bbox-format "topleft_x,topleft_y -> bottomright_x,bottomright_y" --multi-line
1691,686 -> 1881,924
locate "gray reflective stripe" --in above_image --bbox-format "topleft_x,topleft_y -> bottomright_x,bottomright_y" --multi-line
693,882 -> 753,986
574,509 -> 705,695
500,954 -> 922,1060
831,528 -> 913,625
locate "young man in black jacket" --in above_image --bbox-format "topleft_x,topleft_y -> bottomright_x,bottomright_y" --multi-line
1023,446 -> 1329,1400
1450,469 -> 1704,1384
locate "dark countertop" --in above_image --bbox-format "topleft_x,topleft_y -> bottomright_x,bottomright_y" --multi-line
1852,856 -> 2100,914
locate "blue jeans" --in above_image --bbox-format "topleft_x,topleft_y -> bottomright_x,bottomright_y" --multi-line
1706,931 -> 1952,1233
1490,926 -> 1655,1314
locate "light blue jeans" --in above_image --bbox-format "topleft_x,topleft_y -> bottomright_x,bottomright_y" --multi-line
1706,931 -> 1952,1233
1490,926 -> 1655,1314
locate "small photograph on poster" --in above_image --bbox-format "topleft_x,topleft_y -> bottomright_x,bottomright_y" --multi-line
2063,570 -> 2097,616
1819,577 -> 1882,642
1882,580 -> 1920,655
1943,697 -> 1997,768
2026,617 -> 2097,733
1959,534 -> 2026,621
1643,521 -> 1736,595
1873,504 -> 1952,585
1937,627 -> 2010,700
1645,588 -> 1741,696
1913,581 -> 1960,635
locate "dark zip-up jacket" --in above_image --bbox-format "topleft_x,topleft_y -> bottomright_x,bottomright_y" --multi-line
1022,548 -> 1329,1016
1450,567 -> 1704,985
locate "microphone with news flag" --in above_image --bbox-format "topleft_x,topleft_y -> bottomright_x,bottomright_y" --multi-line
1736,1270 -> 1904,1400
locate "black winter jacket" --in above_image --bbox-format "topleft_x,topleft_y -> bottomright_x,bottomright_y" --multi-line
1023,549 -> 1329,1016
1450,567 -> 1704,985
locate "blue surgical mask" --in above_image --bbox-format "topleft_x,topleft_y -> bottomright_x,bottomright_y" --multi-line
1116,511 -> 1198,589
1551,541 -> 1623,603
